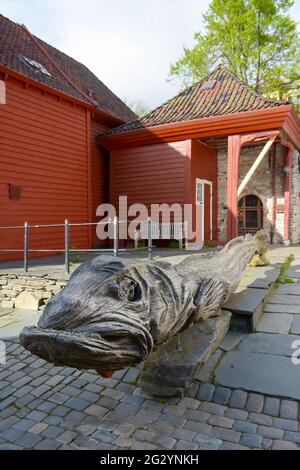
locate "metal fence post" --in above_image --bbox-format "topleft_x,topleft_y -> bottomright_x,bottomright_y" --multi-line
113,216 -> 119,257
24,221 -> 28,273
65,219 -> 70,274
147,217 -> 152,260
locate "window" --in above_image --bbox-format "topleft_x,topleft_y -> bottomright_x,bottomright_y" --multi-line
20,55 -> 52,77
196,180 -> 203,205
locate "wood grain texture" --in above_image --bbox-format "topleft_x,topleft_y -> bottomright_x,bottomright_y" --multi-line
20,231 -> 268,373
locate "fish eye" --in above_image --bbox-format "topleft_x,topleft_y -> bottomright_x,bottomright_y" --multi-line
118,277 -> 142,302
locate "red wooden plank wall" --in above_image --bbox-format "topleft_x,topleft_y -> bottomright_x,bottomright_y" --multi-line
0,76 -> 90,260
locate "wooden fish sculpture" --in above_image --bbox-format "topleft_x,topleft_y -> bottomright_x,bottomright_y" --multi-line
20,231 -> 268,376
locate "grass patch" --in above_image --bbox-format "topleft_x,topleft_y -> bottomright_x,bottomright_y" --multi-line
203,240 -> 216,248
276,254 -> 295,284
125,378 -> 139,386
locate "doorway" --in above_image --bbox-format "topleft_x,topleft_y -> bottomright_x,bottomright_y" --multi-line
196,178 -> 212,241
238,194 -> 264,235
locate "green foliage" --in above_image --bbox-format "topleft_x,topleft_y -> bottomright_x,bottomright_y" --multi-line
203,240 -> 216,248
125,100 -> 152,117
169,0 -> 300,98
159,398 -> 166,405
276,253 -> 295,284
125,378 -> 139,386
69,245 -> 80,268
169,240 -> 179,249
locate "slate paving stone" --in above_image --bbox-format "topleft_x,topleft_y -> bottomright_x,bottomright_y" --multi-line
215,351 -> 300,400
34,438 -> 62,450
256,313 -> 293,334
196,383 -> 215,402
174,440 -> 198,450
269,294 -> 300,305
238,332 -> 299,357
233,421 -> 257,434
15,432 -> 42,448
272,439 -> 299,450
184,421 -> 212,435
284,431 -> 300,445
219,331 -> 246,352
212,427 -> 241,443
246,393 -> 264,413
276,284 -> 300,295
240,433 -> 263,449
280,400 -> 298,420
213,386 -> 232,405
193,433 -> 222,450
264,304 -> 300,314
291,316 -> 300,335
64,398 -> 89,411
263,397 -> 280,417
257,426 -> 284,439
273,418 -> 299,431
229,390 -> 248,409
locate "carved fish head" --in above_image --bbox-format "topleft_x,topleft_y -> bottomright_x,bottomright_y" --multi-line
19,256 -> 197,373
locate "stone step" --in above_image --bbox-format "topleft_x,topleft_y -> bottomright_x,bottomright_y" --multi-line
224,287 -> 273,332
215,351 -> 300,400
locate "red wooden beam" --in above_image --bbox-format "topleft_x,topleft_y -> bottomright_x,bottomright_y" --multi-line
226,135 -> 241,240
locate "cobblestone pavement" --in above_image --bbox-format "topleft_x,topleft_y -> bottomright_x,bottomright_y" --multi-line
1,246 -> 300,451
0,341 -> 299,450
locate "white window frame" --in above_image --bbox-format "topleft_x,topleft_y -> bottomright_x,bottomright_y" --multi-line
196,178 -> 213,241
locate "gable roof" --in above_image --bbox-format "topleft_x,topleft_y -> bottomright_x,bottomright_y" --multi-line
103,65 -> 288,135
0,14 -> 136,123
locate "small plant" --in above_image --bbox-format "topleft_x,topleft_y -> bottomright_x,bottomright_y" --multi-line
69,245 -> 81,268
125,378 -> 139,386
159,397 -> 166,405
203,240 -> 216,249
138,240 -> 146,249
276,254 -> 295,284
169,240 -> 179,249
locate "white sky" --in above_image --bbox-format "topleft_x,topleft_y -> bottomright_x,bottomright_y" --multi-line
1,0 -> 300,109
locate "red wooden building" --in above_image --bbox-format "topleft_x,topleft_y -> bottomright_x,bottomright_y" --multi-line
0,14 -> 136,260
99,66 -> 300,245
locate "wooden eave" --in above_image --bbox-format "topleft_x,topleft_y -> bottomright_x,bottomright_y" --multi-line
98,105 -> 300,151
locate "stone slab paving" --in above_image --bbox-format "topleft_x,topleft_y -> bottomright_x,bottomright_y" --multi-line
0,340 -> 299,451
215,351 -> 300,400
238,332 -> 300,356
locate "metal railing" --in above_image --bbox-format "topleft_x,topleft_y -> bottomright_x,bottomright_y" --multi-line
0,218 -> 188,274
0,217 -> 155,274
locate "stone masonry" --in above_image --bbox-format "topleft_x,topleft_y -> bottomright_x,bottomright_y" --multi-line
0,274 -> 67,310
217,144 -> 300,245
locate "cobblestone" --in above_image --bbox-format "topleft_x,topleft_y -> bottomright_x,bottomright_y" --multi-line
1,338 -> 300,451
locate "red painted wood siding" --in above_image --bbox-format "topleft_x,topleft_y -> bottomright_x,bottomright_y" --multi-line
189,140 -> 218,241
110,141 -> 189,217
91,120 -> 109,246
0,76 -> 90,260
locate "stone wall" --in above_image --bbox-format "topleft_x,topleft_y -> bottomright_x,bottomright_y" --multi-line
0,273 -> 67,310
290,149 -> 300,245
217,143 -> 300,244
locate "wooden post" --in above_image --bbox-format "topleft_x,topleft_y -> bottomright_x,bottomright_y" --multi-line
226,135 -> 241,240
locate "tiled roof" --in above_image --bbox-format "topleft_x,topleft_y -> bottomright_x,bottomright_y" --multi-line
0,14 -> 136,122
103,65 -> 287,135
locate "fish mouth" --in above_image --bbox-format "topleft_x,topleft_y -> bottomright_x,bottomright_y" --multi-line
19,325 -> 147,371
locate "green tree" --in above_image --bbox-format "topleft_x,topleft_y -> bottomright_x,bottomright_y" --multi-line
169,0 -> 300,98
125,100 -> 151,117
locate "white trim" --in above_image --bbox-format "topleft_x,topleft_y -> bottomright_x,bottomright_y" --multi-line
196,178 -> 213,241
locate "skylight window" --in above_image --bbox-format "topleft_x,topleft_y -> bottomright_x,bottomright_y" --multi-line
19,54 -> 52,77
201,80 -> 217,90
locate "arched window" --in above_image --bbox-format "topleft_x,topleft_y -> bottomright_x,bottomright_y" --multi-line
238,195 -> 264,235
